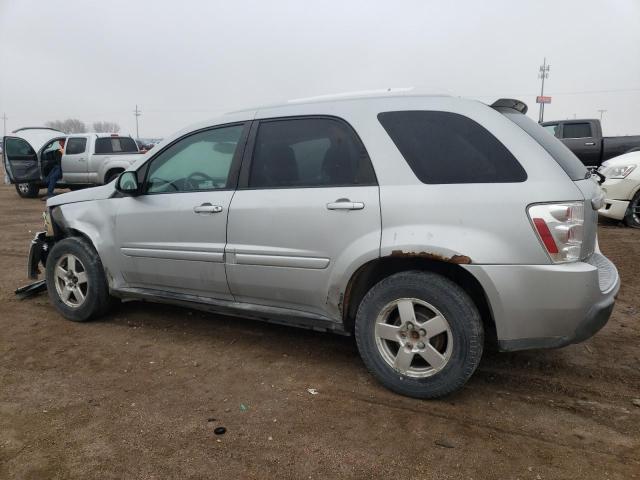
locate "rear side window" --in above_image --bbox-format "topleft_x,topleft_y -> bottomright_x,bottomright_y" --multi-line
378,111 -> 527,184
562,123 -> 592,139
95,137 -> 138,154
65,137 -> 87,155
499,110 -> 588,181
248,117 -> 376,188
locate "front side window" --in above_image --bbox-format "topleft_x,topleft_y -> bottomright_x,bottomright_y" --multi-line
146,125 -> 244,193
378,111 -> 527,184
248,117 -> 376,188
562,123 -> 592,139
5,137 -> 35,157
66,137 -> 87,155
543,124 -> 560,138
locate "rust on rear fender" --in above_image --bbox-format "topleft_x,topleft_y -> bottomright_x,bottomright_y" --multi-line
389,250 -> 472,264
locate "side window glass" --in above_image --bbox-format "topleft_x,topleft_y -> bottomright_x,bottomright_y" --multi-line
543,124 -> 560,138
378,111 -> 527,184
146,125 -> 244,193
65,138 -> 87,155
562,123 -> 592,139
248,118 -> 376,188
5,138 -> 36,157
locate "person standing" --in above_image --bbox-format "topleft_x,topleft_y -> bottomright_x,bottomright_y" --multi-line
42,138 -> 65,201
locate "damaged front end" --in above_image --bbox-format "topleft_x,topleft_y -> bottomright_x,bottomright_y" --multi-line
15,211 -> 57,297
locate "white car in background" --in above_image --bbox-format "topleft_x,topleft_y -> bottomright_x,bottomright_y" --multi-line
598,151 -> 640,228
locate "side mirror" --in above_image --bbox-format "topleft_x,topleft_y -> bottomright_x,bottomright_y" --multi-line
116,171 -> 141,196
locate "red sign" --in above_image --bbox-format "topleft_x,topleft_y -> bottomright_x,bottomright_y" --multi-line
536,96 -> 552,104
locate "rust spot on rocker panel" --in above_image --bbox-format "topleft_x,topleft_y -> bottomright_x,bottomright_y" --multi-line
389,250 -> 472,264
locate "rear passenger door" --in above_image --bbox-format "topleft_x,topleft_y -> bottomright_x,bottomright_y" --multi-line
560,122 -> 600,167
62,137 -> 88,183
225,116 -> 380,319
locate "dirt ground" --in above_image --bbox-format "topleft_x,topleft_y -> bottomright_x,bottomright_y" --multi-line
0,183 -> 638,480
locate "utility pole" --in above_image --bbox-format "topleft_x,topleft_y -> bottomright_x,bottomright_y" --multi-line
538,58 -> 550,123
1,113 -> 7,136
597,109 -> 607,121
133,105 -> 142,140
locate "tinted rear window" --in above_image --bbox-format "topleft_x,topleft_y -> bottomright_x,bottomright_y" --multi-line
94,137 -> 138,154
562,123 -> 592,139
249,117 -> 376,188
498,109 -> 588,180
378,111 -> 527,184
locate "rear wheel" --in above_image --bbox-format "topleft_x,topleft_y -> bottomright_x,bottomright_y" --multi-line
623,191 -> 640,228
355,271 -> 483,398
45,237 -> 114,322
15,182 -> 39,198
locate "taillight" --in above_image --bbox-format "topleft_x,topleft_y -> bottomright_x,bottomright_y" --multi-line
528,202 -> 584,263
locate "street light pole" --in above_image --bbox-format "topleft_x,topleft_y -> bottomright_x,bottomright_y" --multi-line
538,58 -> 550,123
1,113 -> 7,136
597,109 -> 607,121
133,105 -> 142,140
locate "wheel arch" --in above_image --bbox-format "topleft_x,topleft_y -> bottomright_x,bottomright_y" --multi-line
103,167 -> 125,184
341,255 -> 497,346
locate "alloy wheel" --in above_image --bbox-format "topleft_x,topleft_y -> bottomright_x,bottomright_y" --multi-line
54,254 -> 89,308
374,298 -> 453,378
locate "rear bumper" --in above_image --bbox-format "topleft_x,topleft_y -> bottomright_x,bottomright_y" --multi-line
463,252 -> 620,351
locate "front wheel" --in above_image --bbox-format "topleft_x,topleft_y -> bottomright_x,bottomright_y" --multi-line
623,191 -> 640,228
355,271 -> 483,399
45,237 -> 114,322
15,182 -> 39,198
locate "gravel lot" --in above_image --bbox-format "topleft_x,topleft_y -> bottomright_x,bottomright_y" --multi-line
1,183 -> 639,479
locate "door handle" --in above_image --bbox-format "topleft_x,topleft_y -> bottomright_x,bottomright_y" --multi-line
326,199 -> 365,210
584,142 -> 596,146
193,203 -> 223,214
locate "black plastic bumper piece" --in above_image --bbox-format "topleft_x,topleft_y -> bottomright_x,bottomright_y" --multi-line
27,231 -> 49,280
15,280 -> 47,298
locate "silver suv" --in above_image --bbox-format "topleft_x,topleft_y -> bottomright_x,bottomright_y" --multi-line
26,95 -> 620,398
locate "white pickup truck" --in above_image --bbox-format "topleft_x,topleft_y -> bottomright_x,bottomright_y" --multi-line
3,127 -> 143,198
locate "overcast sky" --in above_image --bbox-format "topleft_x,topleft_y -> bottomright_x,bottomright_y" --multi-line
1,0 -> 639,137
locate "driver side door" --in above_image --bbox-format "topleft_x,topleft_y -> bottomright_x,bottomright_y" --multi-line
114,123 -> 249,299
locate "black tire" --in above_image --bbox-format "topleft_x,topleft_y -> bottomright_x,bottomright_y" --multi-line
355,271 -> 483,399
45,237 -> 114,322
623,191 -> 640,229
104,169 -> 123,184
15,182 -> 39,198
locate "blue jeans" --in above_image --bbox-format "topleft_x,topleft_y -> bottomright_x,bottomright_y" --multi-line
47,165 -> 62,196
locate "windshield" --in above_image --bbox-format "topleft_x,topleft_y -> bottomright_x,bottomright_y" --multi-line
497,109 -> 588,180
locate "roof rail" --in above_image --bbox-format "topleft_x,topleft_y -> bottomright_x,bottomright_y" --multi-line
287,87 -> 415,104
490,98 -> 528,115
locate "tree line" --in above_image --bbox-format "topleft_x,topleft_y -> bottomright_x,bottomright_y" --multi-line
44,119 -> 121,134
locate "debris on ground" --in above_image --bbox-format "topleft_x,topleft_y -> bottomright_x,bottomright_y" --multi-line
632,398 -> 640,407
434,439 -> 455,448
239,403 -> 249,412
214,427 -> 226,435
307,388 -> 319,395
